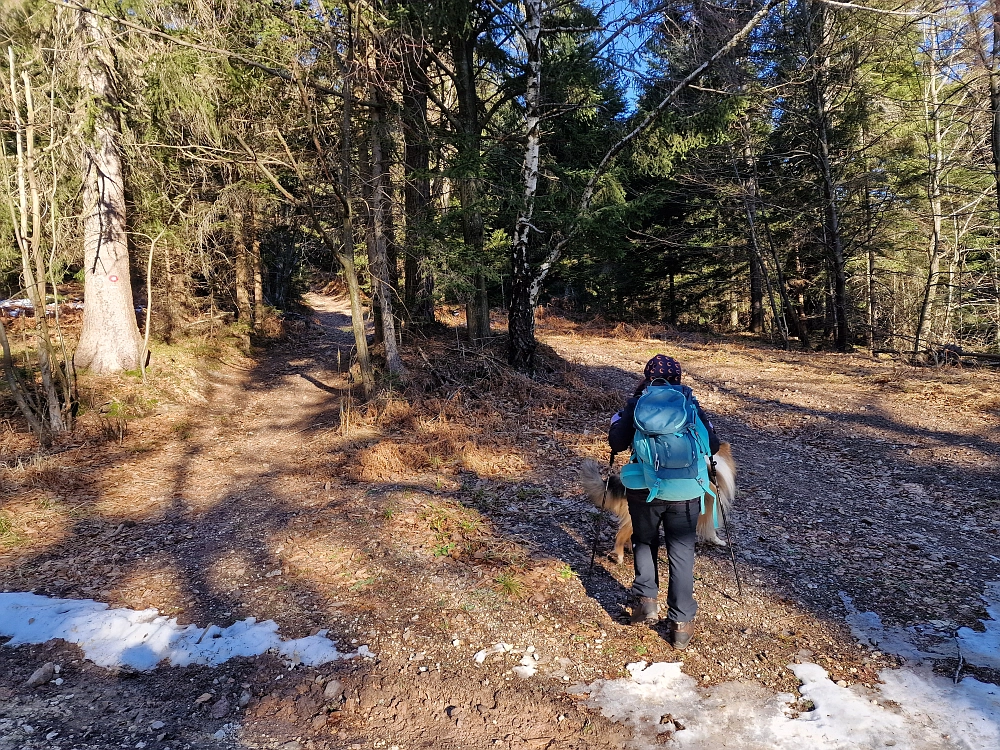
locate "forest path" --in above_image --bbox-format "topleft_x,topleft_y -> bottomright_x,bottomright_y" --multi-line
1,299 -> 999,750
542,328 -> 1000,629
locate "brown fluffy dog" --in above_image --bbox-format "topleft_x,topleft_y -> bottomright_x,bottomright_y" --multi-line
579,443 -> 737,564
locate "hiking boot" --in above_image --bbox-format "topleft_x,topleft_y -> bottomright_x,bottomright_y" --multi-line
629,596 -> 659,625
667,620 -> 696,650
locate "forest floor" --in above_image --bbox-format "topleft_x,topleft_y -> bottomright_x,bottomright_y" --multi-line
1,292 -> 999,750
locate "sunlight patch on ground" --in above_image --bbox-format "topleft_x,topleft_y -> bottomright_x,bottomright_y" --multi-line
0,593 -> 373,671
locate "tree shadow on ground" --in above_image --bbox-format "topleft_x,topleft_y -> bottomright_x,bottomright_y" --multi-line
2,306 -> 1000,748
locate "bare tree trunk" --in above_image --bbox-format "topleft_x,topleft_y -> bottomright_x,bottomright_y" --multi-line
507,0 -> 544,370
252,206 -> 264,326
914,40 -> 945,358
3,47 -> 68,442
734,145 -> 786,345
868,242 -> 877,351
74,9 -> 143,373
451,27 -> 490,343
808,1 -> 849,351
361,150 -> 384,347
791,248 -> 811,349
862,129 -> 877,353
339,28 -> 375,396
991,0 -> 1000,225
749,249 -> 764,332
368,96 -> 406,377
402,53 -> 434,322
234,205 -> 253,324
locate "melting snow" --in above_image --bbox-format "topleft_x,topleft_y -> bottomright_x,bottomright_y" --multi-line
580,662 -> 1000,750
584,583 -> 1000,749
958,583 -> 1000,671
584,660 -> 999,750
474,642 -> 512,664
0,593 -> 373,671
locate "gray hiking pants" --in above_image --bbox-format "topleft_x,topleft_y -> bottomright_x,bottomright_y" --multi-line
627,493 -> 700,623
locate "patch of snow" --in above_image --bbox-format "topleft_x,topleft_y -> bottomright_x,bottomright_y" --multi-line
513,653 -> 537,679
585,660 -> 1000,750
958,582 -> 1000,670
0,593 -> 372,671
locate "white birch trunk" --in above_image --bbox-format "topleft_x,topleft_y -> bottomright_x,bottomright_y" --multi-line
507,0 -> 544,368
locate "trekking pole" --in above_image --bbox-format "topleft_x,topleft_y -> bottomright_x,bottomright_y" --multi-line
587,451 -> 615,577
710,456 -> 743,599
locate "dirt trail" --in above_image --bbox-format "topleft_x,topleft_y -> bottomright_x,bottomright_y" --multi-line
1,296 -> 999,750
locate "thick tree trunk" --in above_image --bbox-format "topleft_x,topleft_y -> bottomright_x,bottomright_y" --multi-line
507,0 -> 543,370
451,28 -> 490,342
74,10 -> 143,373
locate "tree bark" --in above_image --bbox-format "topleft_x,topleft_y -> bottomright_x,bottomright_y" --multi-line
252,206 -> 265,326
234,205 -> 253,324
734,147 -> 785,345
451,25 -> 490,342
914,41 -> 945,358
368,96 -> 406,377
402,53 -> 434,322
991,0 -> 1000,225
810,2 -> 850,351
339,28 -> 375,396
74,9 -> 143,373
508,0 -> 544,370
749,248 -> 764,333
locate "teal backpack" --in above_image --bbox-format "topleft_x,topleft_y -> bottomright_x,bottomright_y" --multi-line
620,384 -> 715,504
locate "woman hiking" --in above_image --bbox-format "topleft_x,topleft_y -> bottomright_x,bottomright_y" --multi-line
608,354 -> 721,649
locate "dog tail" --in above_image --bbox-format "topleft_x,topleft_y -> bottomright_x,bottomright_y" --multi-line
579,459 -> 625,509
712,442 -> 737,513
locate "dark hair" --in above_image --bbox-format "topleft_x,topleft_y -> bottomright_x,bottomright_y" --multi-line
633,375 -> 676,397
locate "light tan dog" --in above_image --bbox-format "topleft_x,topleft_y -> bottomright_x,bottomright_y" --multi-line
579,443 -> 737,564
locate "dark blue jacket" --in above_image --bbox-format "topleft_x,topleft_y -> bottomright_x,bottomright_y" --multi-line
608,394 -> 720,457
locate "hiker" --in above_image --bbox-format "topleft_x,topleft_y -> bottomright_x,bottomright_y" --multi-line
608,354 -> 720,649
